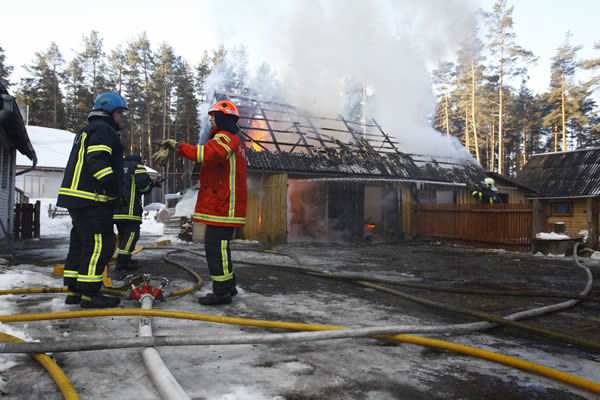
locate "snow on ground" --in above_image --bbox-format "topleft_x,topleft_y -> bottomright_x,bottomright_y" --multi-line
35,198 -> 166,239
535,232 -> 570,239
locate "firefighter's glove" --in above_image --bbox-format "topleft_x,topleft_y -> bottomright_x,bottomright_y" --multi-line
152,140 -> 178,166
160,139 -> 178,151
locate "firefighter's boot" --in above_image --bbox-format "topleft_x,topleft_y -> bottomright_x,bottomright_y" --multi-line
80,293 -> 121,309
230,287 -> 238,297
198,293 -> 232,306
65,289 -> 81,305
115,254 -> 137,271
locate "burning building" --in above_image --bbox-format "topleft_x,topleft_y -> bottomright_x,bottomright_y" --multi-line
195,91 -> 485,244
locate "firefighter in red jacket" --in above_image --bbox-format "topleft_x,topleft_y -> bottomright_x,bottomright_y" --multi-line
153,100 -> 247,305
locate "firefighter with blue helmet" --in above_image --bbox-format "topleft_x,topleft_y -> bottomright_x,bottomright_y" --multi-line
57,91 -> 127,308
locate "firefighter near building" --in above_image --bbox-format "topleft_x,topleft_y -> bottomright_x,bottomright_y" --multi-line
56,92 -> 127,309
153,99 -> 247,306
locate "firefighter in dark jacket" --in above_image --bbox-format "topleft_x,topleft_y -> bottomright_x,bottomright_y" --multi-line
113,154 -> 153,271
153,100 -> 247,305
57,92 -> 127,308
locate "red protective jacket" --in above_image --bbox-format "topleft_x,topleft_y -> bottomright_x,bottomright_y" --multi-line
176,128 -> 247,227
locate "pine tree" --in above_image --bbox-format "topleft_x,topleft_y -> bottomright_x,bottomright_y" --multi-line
0,46 -> 13,88
432,61 -> 456,137
172,60 -> 199,193
567,82 -> 599,147
486,0 -> 536,174
17,42 -> 66,128
124,39 -> 143,155
582,41 -> 600,91
543,32 -> 581,152
63,58 -> 92,132
195,51 -> 212,103
107,45 -> 128,94
509,84 -> 544,169
455,27 -> 487,164
77,31 -> 106,100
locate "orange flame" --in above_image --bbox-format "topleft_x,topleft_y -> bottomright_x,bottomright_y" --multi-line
364,224 -> 376,232
249,118 -> 269,151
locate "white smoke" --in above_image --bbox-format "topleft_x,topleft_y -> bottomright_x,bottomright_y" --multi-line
203,0 -> 479,161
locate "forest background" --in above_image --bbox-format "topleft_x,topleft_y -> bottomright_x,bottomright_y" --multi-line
0,0 -> 599,194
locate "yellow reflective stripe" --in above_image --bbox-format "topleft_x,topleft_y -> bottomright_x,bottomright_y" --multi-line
221,240 -> 229,275
87,234 -> 102,277
87,145 -> 112,155
93,167 -> 113,179
197,145 -> 204,163
140,184 -> 151,192
59,188 -> 118,202
215,138 -> 232,156
214,133 -> 231,143
211,271 -> 234,281
71,132 -> 87,189
118,249 -> 131,255
63,270 -> 78,278
134,169 -> 147,174
125,232 -> 136,253
113,215 -> 143,221
129,177 -> 136,215
193,213 -> 246,224
77,275 -> 103,282
229,154 -> 236,217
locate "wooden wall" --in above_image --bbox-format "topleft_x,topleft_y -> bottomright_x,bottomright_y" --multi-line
401,183 -> 413,237
546,199 -> 588,233
239,172 -> 288,244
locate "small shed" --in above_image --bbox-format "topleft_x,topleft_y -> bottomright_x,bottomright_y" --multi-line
515,148 -> 600,248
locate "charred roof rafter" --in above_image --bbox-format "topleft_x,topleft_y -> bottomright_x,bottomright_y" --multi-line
212,91 -> 485,184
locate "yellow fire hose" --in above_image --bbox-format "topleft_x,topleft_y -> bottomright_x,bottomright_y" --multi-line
2,243 -> 598,397
0,309 -> 598,395
0,332 -> 79,400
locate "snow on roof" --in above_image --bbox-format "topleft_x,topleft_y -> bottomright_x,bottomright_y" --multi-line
16,126 -> 74,169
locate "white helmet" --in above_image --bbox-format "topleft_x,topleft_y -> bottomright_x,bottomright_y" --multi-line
484,177 -> 495,188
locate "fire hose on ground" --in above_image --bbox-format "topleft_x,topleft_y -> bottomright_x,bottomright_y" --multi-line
0,243 -> 598,397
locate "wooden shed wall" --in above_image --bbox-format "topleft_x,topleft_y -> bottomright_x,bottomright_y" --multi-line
546,199 -> 588,233
239,173 -> 288,244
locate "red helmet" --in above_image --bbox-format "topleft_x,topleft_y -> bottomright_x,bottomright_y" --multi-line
208,100 -> 239,118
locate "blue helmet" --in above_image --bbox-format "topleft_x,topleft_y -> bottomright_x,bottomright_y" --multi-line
92,92 -> 128,113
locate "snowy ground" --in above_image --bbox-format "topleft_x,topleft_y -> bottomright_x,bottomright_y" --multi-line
0,200 -> 599,399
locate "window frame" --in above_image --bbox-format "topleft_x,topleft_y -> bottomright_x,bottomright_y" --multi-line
550,201 -> 573,217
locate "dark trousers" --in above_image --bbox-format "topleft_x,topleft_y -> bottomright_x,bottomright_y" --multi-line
64,207 -> 115,295
204,225 -> 236,296
115,221 -> 141,267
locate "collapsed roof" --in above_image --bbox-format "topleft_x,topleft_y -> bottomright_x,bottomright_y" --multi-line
213,92 -> 485,185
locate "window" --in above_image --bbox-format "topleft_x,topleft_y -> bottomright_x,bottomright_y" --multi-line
551,202 -> 573,216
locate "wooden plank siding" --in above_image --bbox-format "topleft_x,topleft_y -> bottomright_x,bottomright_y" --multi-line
239,172 -> 288,244
546,199 -> 588,233
415,203 -> 532,253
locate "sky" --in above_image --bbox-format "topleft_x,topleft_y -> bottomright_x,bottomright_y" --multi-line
2,0 -> 597,94
1,0 -> 598,158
